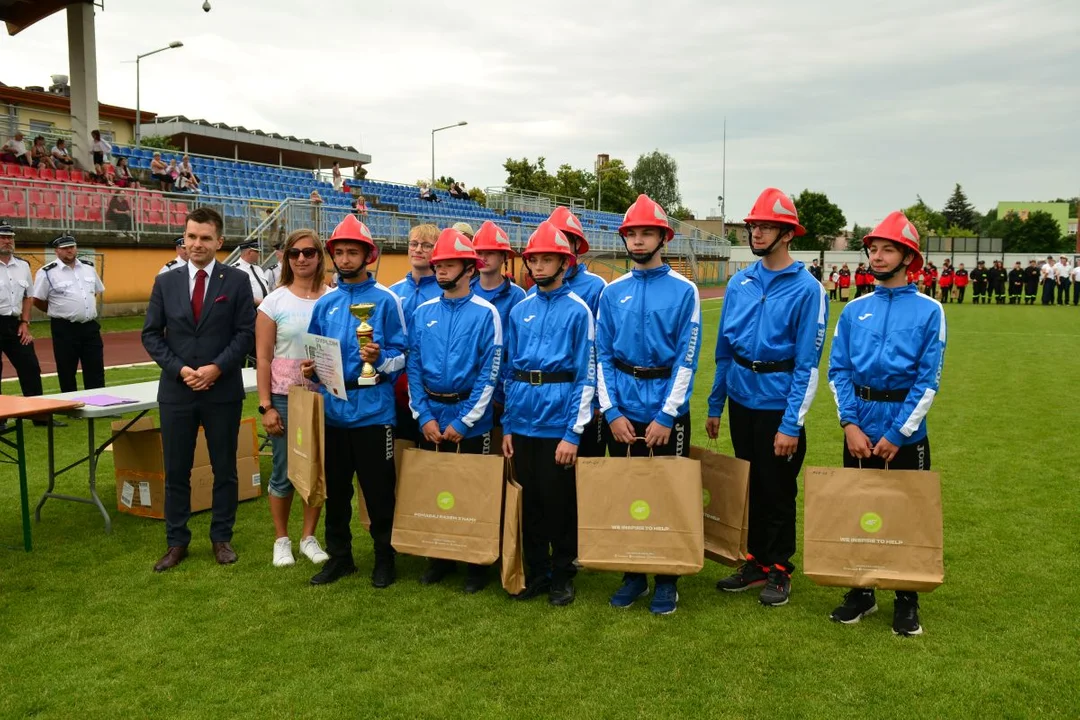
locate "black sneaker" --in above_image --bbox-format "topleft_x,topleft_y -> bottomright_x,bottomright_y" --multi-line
309,557 -> 358,586
830,588 -> 877,624
548,579 -> 575,607
511,577 -> 552,601
463,566 -> 489,595
893,593 -> 923,636
759,568 -> 791,606
716,560 -> 768,592
419,559 -> 456,585
371,557 -> 396,589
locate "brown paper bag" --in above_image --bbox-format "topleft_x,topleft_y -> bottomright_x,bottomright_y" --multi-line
576,455 -> 704,575
690,446 -> 750,567
287,386 -> 325,508
391,447 -> 504,564
803,466 -> 944,592
500,466 -> 526,594
358,438 -> 416,530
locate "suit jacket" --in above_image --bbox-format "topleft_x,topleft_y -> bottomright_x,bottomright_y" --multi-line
142,262 -> 256,404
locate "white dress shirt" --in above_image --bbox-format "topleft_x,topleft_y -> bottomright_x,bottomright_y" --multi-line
1071,266 -> 1080,283
233,257 -> 270,302
32,258 -> 104,322
188,259 -> 216,301
1054,262 -> 1070,280
0,255 -> 33,317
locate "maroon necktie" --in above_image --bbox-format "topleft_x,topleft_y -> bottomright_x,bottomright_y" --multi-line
192,268 -> 207,322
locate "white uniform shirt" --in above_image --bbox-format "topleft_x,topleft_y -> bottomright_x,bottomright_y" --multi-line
267,263 -> 282,291
233,257 -> 270,302
32,258 -> 104,322
158,257 -> 188,275
0,255 -> 33,317
1072,266 -> 1080,283
1041,263 -> 1055,281
1054,262 -> 1070,280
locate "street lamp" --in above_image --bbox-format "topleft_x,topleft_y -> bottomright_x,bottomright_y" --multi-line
431,121 -> 467,185
135,41 -> 183,148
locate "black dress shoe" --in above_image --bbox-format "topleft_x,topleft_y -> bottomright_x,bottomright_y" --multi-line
463,566 -> 489,595
153,546 -> 189,573
419,559 -> 457,585
512,577 -> 552,601
212,541 -> 238,565
549,579 -> 576,607
371,558 -> 396,589
310,557 -> 358,586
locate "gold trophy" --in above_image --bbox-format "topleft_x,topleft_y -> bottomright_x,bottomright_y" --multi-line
349,302 -> 379,386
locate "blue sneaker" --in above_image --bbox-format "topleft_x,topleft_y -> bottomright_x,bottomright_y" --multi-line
650,583 -> 679,615
609,575 -> 649,608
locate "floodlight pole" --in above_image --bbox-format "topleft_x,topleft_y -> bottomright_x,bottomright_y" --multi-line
431,121 -> 467,185
135,41 -> 183,148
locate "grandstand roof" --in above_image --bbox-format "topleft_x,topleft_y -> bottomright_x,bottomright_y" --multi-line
0,0 -> 72,36
0,81 -> 153,125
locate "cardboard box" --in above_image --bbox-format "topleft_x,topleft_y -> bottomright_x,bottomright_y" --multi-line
113,416 -> 263,519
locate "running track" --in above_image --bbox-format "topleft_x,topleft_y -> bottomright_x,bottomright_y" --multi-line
3,285 -> 726,380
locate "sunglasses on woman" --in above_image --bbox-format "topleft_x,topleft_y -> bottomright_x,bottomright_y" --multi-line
287,247 -> 320,259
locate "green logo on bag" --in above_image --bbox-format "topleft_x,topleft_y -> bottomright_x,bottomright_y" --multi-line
860,512 -> 883,533
436,492 -> 455,511
702,489 -> 712,508
630,500 -> 651,521
296,427 -> 302,447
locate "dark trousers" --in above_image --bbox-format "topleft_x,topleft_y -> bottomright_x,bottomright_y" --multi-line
956,285 -> 966,303
972,282 -> 987,303
1074,282 -> 1080,306
940,286 -> 951,303
1042,280 -> 1056,305
728,399 -> 806,573
324,423 -> 397,562
49,317 -> 104,393
159,399 -> 243,547
394,401 -> 420,444
419,432 -> 492,578
1025,285 -> 1037,304
1059,280 -> 1071,305
0,316 -> 43,396
1008,286 -> 1022,304
576,413 -> 607,458
841,436 -> 931,604
513,435 -> 578,585
993,283 -> 1005,303
608,413 -> 691,586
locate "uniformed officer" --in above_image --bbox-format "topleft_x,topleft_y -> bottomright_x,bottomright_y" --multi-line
1040,256 -> 1056,306
232,240 -> 271,306
953,263 -> 969,304
158,236 -> 189,275
1023,260 -> 1040,305
266,243 -> 284,290
31,235 -> 105,392
1007,262 -> 1024,304
0,224 -> 44,401
988,260 -> 1006,304
970,260 -> 989,304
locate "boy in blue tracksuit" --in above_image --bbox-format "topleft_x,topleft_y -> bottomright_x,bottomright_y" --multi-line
529,206 -> 608,457
470,220 -> 526,329
388,223 -> 441,442
596,194 -> 701,615
407,228 -> 502,593
502,221 -> 595,607
706,188 -> 828,608
303,215 -> 408,589
827,211 -> 945,637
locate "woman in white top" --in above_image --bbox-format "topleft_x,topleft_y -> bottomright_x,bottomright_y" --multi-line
331,161 -> 342,192
256,229 -> 333,566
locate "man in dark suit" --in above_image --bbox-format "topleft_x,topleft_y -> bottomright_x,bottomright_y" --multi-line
142,207 -> 255,572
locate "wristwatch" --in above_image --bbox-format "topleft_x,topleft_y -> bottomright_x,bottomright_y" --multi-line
258,405 -> 269,415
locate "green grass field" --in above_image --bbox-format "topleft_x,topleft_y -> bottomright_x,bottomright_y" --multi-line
1,300 -> 1078,719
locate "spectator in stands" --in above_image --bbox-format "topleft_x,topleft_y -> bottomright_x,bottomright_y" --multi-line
91,163 -> 116,187
309,190 -> 323,236
1,132 -> 31,166
51,139 -> 75,168
90,130 -> 111,166
309,190 -> 323,205
419,182 -> 438,202
332,161 -> 343,192
150,152 -> 175,190
179,155 -> 197,179
354,194 -> 368,219
31,136 -> 55,170
177,167 -> 200,194
449,182 -> 469,200
114,157 -> 139,188
166,158 -> 180,183
106,189 -> 133,232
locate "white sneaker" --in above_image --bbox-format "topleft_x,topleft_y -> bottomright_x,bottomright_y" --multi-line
300,535 -> 329,564
272,537 -> 295,567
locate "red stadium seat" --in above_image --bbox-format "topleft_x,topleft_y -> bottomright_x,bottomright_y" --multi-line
43,191 -> 60,205
55,169 -> 70,182
87,207 -> 103,222
0,201 -> 17,216
28,190 -> 43,205
38,167 -> 55,180
73,208 -> 89,222
19,166 -> 37,179
70,170 -> 85,183
0,164 -> 15,177
73,193 -> 89,207
148,211 -> 164,225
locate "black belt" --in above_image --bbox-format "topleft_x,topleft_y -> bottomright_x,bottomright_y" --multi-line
614,359 -> 671,380
856,386 -> 910,402
425,387 -> 467,403
732,352 -> 795,374
512,370 -> 574,385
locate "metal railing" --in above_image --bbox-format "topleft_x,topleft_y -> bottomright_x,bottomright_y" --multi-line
485,187 -> 587,216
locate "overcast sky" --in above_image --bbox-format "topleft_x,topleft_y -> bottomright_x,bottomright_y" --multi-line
2,0 -> 1078,225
